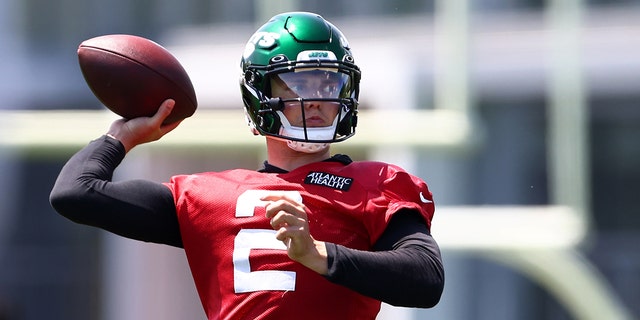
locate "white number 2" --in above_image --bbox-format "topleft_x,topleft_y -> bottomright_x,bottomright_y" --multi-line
233,190 -> 302,293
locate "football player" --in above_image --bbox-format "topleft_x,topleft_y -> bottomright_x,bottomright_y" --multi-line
50,12 -> 444,320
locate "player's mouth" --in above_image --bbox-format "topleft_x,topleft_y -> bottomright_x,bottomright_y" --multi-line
305,116 -> 326,127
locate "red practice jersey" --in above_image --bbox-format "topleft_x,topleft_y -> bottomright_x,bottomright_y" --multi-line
165,159 -> 435,320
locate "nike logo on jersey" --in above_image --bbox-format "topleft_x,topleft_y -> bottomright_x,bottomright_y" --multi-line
420,192 -> 433,204
305,171 -> 353,191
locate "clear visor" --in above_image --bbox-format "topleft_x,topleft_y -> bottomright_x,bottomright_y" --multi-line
270,69 -> 352,100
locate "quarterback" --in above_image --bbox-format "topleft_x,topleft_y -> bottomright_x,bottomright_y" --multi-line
50,12 -> 444,320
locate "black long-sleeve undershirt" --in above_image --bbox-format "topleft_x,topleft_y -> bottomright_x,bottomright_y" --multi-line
50,136 -> 444,308
50,136 -> 183,247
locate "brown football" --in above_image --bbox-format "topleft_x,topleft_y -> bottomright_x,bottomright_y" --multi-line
78,34 -> 197,124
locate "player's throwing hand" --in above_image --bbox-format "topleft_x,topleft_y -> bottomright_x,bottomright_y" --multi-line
107,99 -> 182,152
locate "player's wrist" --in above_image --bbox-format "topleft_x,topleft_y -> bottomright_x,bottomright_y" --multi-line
105,131 -> 136,153
299,240 -> 329,275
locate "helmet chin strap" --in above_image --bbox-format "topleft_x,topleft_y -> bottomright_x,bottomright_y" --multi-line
286,140 -> 329,153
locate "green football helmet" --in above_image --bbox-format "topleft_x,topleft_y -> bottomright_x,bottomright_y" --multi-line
240,12 -> 361,151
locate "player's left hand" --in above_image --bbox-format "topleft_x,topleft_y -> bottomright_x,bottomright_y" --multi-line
262,192 -> 328,275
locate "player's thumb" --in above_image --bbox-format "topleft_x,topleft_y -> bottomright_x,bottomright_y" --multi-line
154,99 -> 175,123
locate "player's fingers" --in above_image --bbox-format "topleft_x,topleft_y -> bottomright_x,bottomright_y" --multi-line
269,210 -> 306,229
275,227 -> 314,261
261,192 -> 303,206
264,198 -> 307,219
151,99 -> 175,125
275,226 -> 303,243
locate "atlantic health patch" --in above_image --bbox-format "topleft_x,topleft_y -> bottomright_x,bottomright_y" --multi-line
304,171 -> 353,191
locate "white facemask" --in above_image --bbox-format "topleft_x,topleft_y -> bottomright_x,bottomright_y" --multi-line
277,111 -> 337,153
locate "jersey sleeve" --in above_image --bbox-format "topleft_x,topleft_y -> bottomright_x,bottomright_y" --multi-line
363,163 -> 435,243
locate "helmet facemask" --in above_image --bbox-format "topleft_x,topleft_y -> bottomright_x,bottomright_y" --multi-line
274,68 -> 352,137
274,92 -> 343,153
247,61 -> 359,152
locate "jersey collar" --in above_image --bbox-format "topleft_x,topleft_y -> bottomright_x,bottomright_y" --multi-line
258,154 -> 353,173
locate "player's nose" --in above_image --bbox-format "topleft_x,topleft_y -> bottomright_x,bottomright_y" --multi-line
304,100 -> 321,109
